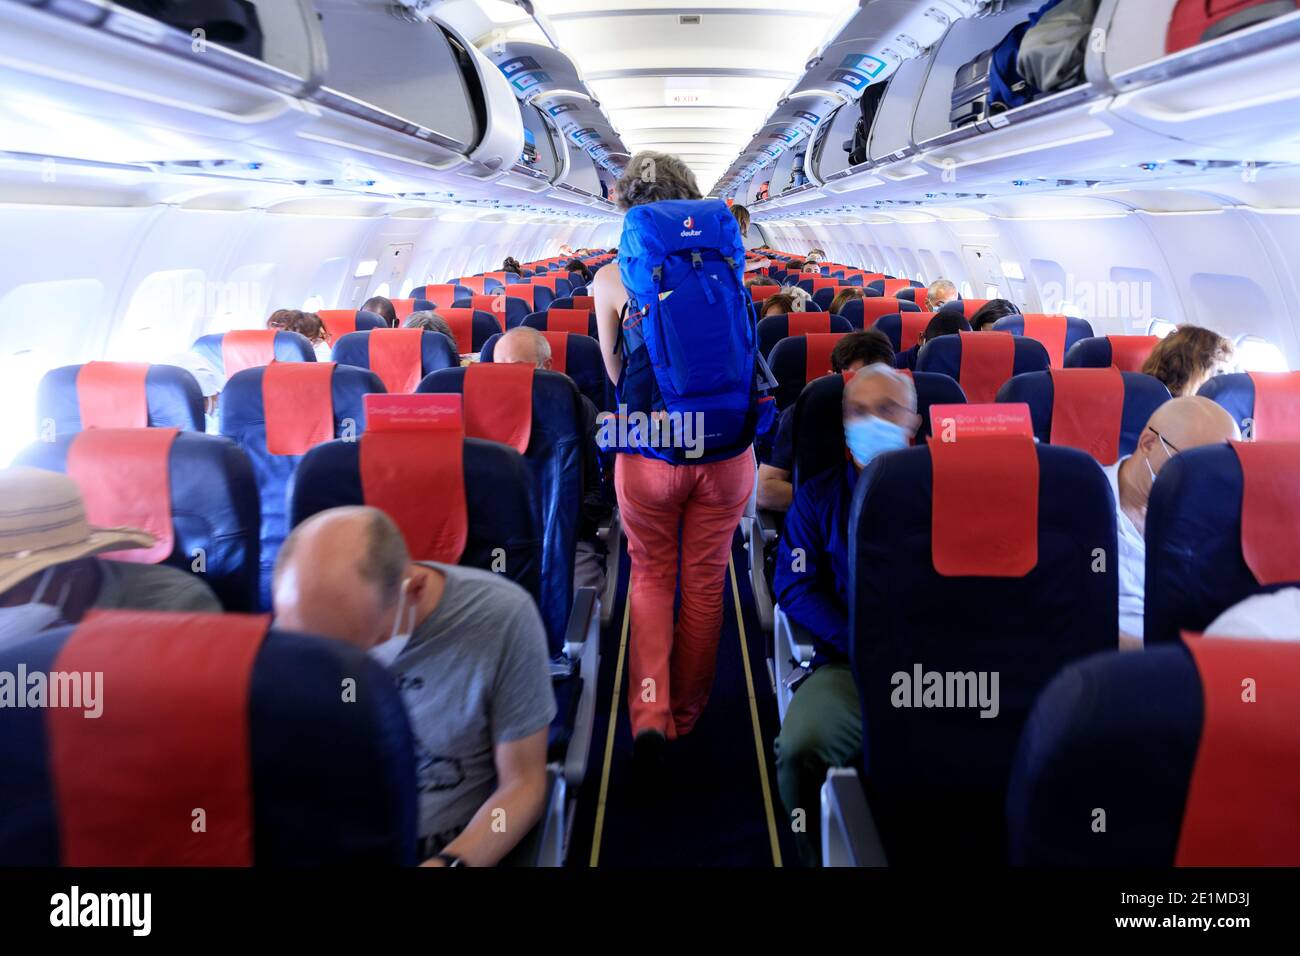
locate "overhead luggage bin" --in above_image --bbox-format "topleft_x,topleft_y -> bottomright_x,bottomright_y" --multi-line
310,1 -> 522,177
0,0 -> 324,167
1100,0 -> 1300,157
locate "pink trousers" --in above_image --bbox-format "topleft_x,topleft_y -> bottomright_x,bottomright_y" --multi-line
615,450 -> 755,739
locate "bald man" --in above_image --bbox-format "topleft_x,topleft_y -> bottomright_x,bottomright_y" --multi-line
493,326 -> 553,368
1105,396 -> 1241,649
774,364 -> 921,866
492,327 -> 612,591
272,506 -> 555,867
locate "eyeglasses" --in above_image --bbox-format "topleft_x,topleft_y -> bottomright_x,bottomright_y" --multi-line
1148,427 -> 1181,456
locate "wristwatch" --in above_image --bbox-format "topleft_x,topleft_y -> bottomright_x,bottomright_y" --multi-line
434,852 -> 465,867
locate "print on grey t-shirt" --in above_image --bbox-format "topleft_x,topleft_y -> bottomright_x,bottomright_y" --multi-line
390,562 -> 556,855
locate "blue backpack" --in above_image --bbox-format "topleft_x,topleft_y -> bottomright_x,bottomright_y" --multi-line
614,198 -> 763,465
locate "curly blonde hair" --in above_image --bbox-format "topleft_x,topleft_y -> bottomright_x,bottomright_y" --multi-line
615,151 -> 702,210
1141,325 -> 1234,397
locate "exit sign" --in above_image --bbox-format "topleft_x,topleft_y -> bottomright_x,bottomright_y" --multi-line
668,91 -> 704,105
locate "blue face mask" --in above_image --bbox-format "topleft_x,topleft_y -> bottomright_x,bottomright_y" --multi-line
845,415 -> 909,467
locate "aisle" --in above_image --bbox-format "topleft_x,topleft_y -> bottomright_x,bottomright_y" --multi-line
568,535 -> 798,867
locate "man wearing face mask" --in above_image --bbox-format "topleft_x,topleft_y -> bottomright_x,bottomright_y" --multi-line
0,468 -> 221,649
772,364 -> 921,867
271,506 -> 555,867
1104,396 -> 1240,650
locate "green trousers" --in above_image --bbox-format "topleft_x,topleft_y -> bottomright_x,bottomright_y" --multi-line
774,663 -> 862,868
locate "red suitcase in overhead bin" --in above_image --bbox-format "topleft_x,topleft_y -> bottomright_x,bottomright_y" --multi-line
1166,0 -> 1299,53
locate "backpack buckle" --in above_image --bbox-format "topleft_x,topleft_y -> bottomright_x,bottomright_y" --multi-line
652,265 -> 663,283
691,251 -> 703,269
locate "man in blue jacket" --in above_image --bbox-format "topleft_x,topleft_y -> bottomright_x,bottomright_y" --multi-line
773,364 -> 921,866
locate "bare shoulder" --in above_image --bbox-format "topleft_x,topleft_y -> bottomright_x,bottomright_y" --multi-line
592,260 -> 622,291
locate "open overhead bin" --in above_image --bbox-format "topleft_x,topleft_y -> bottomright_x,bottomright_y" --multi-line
468,37 -> 626,207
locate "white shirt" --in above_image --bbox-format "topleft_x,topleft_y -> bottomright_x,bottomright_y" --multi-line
1205,588 -> 1300,641
1102,456 -> 1146,641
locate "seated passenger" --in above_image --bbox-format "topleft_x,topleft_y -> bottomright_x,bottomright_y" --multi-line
558,243 -> 574,258
272,506 -> 555,866
492,327 -> 611,590
0,467 -> 220,647
761,293 -> 798,318
896,311 -> 972,369
405,310 -> 460,354
745,275 -> 779,290
502,257 -> 523,277
268,309 -> 331,361
567,258 -> 593,284
926,279 -> 959,312
361,295 -> 398,328
774,365 -> 921,866
1104,396 -> 1240,649
829,287 -> 865,316
756,329 -> 895,513
800,261 -> 821,274
968,297 -> 1021,331
1205,588 -> 1300,641
1140,325 -> 1235,397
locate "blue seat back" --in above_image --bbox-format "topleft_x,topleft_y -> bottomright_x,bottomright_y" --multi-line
331,330 -> 459,383
15,431 -> 259,611
417,368 -> 584,654
37,363 -> 204,435
191,331 -> 315,379
220,364 -> 384,609
916,334 -> 1050,398
288,437 -> 542,617
850,442 -> 1117,862
0,618 -> 416,866
1144,443 -> 1300,644
756,312 -> 853,359
996,370 -> 1171,461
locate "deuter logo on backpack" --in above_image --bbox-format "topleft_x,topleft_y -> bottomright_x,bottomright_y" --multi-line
615,198 -> 762,464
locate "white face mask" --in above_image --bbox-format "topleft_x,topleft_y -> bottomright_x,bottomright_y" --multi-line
368,577 -> 417,668
0,567 -> 70,650
313,341 -> 333,362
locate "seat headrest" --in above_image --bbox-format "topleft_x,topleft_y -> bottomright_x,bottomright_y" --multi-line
37,363 -> 205,435
917,333 -> 1050,404
997,368 -> 1171,464
1145,441 -> 1300,643
992,315 -> 1095,368
1009,639 -> 1300,865
0,611 -> 416,865
1200,371 -> 1300,441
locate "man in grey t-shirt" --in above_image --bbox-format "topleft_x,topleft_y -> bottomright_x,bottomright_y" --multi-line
272,505 -> 555,867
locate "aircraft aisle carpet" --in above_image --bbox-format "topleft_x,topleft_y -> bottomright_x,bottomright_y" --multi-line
570,534 -> 798,867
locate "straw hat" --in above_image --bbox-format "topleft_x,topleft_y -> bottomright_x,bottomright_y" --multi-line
0,467 -> 155,594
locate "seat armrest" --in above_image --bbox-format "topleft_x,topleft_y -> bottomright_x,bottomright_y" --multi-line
564,591 -> 601,791
500,764 -> 568,867
562,586 -> 598,660
596,509 -> 622,627
774,604 -> 816,723
820,768 -> 887,867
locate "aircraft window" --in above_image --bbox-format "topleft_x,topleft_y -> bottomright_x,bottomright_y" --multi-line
354,260 -> 378,279
372,283 -> 391,298
1147,318 -> 1177,338
303,296 -> 325,312
961,282 -> 974,298
986,285 -> 1001,299
0,347 -> 53,466
1235,335 -> 1289,372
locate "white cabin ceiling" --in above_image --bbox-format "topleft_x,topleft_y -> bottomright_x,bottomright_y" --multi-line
475,0 -> 860,193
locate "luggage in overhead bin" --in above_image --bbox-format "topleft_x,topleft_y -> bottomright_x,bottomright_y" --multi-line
950,23 -> 1033,126
1166,0 -> 1299,53
845,79 -> 889,166
949,0 -> 1070,127
1017,0 -> 1102,95
116,1 -> 265,60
